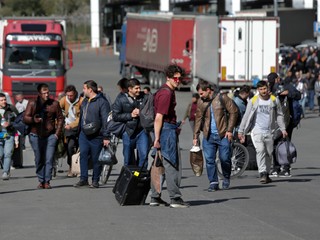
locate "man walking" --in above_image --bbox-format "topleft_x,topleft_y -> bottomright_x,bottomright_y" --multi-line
238,80 -> 287,184
24,84 -> 64,189
112,78 -> 150,168
74,80 -> 110,188
193,81 -> 238,192
150,64 -> 189,208
0,93 -> 19,180
59,85 -> 83,177
268,73 -> 301,177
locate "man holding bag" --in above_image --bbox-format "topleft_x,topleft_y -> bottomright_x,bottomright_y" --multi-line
59,85 -> 83,177
74,80 -> 110,188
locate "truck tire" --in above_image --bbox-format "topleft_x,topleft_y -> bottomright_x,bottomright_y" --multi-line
149,71 -> 155,88
159,72 -> 166,87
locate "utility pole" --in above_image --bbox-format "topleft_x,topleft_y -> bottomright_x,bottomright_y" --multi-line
90,0 -> 100,48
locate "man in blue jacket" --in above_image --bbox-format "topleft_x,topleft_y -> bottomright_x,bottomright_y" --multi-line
74,80 -> 110,188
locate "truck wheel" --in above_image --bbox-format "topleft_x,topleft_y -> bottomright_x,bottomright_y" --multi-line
159,72 -> 165,88
154,72 -> 160,89
149,71 -> 155,88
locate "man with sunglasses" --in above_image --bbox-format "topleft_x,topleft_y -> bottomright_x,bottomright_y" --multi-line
150,64 -> 190,208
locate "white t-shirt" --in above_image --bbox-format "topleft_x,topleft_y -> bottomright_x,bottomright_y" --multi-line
252,98 -> 271,134
15,99 -> 28,113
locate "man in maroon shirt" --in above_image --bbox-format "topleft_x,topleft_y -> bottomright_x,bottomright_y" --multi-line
150,64 -> 190,208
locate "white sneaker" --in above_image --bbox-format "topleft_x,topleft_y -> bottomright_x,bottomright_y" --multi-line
2,172 -> 10,180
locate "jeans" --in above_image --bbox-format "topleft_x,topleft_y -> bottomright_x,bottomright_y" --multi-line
251,132 -> 273,174
0,136 -> 14,174
307,90 -> 315,110
299,97 -> 306,117
78,131 -> 103,183
66,135 -> 78,166
202,133 -> 231,183
29,133 -> 57,183
122,130 -> 150,168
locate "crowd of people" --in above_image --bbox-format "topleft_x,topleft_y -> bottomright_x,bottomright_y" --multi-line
0,62 -> 314,208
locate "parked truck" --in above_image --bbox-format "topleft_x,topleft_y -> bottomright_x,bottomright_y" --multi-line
0,17 -> 73,102
120,13 -> 195,89
192,16 -> 279,91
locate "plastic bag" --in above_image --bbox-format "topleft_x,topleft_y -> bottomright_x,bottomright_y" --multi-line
98,145 -> 118,165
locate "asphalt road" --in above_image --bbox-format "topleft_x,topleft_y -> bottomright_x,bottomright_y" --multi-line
1,50 -> 320,240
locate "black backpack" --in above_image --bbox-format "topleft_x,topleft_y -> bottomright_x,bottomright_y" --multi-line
12,111 -> 30,136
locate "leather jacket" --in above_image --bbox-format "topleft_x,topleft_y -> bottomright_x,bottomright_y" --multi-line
194,93 -> 238,140
23,97 -> 64,138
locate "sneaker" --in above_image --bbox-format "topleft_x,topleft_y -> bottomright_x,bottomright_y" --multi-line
208,183 -> 219,192
279,170 -> 291,177
44,183 -> 52,189
2,172 -> 10,180
222,178 -> 230,190
74,180 -> 89,188
150,197 -> 168,207
37,183 -> 44,189
269,170 -> 279,178
90,181 -> 99,188
170,198 -> 190,208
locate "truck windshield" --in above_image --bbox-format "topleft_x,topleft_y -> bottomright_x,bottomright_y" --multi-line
5,46 -> 62,68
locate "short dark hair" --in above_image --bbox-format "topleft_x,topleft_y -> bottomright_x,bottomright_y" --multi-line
84,80 -> 98,93
256,80 -> 268,88
127,78 -> 140,88
0,93 -> 6,98
117,78 -> 128,90
239,85 -> 251,94
143,86 -> 151,92
164,64 -> 185,78
64,85 -> 77,94
196,79 -> 216,92
37,83 -> 49,93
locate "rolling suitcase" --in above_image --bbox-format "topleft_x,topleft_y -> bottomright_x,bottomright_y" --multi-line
113,165 -> 150,206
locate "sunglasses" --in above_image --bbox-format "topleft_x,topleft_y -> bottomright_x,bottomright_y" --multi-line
172,77 -> 182,82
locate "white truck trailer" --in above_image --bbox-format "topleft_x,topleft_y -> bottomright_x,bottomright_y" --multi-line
192,16 -> 279,91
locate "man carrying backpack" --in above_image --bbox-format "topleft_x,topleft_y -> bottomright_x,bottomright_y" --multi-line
112,78 -> 150,168
268,72 -> 301,177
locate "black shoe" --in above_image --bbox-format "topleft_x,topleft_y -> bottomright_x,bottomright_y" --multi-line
279,170 -> 291,177
149,197 -> 168,207
90,181 -> 99,188
260,172 -> 272,184
170,198 -> 190,208
74,180 -> 89,188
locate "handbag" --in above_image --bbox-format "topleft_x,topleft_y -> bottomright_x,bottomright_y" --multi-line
189,146 -> 204,177
82,121 -> 101,136
106,111 -> 126,138
71,150 -> 81,175
98,144 -> 118,165
276,137 -> 297,165
150,149 -> 165,194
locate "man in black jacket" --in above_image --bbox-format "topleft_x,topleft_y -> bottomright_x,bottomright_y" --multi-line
268,73 -> 301,177
74,80 -> 110,188
112,78 -> 149,168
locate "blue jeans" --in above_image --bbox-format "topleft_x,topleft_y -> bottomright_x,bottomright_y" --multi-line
307,90 -> 315,110
29,133 -> 57,183
202,133 -> 231,183
0,136 -> 14,174
122,130 -> 150,168
299,97 -> 306,117
78,131 -> 103,182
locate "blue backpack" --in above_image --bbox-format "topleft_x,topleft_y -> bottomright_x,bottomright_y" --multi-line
291,100 -> 302,128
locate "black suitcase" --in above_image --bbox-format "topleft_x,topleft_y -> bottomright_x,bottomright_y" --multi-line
113,166 -> 150,206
